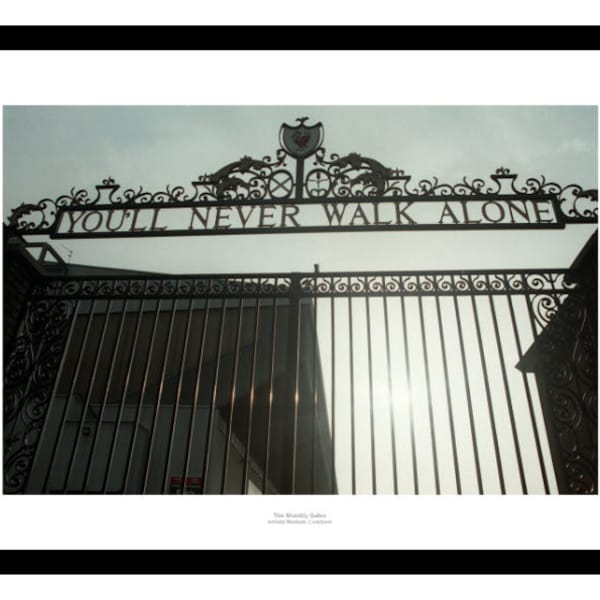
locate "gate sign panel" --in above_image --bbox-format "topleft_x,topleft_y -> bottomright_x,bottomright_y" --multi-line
52,197 -> 562,238
7,119 -> 597,238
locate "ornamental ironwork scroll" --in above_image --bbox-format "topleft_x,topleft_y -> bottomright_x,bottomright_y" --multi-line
6,119 -> 597,239
26,269 -> 576,300
30,275 -> 294,300
522,289 -> 597,494
3,298 -> 75,493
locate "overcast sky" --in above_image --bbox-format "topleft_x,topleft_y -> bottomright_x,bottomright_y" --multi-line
3,105 -> 598,274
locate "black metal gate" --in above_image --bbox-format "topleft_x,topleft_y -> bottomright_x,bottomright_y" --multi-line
3,118 -> 597,494
4,256 -> 596,494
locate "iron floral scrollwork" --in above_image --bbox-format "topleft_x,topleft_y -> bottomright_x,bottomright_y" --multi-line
3,298 -> 75,493
301,270 -> 574,297
7,180 -> 116,234
529,290 -> 597,493
515,174 -> 598,223
31,276 -> 293,300
195,151 -> 289,201
306,149 -> 410,198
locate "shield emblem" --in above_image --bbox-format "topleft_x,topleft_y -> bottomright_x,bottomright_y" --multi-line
279,117 -> 324,159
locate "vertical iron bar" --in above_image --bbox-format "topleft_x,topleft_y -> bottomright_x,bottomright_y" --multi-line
330,291 -> 336,494
294,158 -> 305,201
451,287 -> 483,494
82,299 -> 129,491
242,295 -> 262,494
64,299 -> 113,492
182,297 -> 211,493
400,295 -> 419,494
434,294 -> 462,494
365,295 -> 377,495
417,293 -> 440,495
103,293 -> 146,493
162,297 -> 195,493
470,292 -> 506,494
348,291 -> 356,495
141,294 -> 179,493
28,299 -> 79,493
221,280 -> 246,494
123,296 -> 162,492
486,280 -> 528,494
262,286 -> 279,495
311,268 -> 319,494
505,282 -> 550,494
201,293 -> 228,494
43,299 -> 96,493
382,293 -> 398,495
290,275 -> 302,495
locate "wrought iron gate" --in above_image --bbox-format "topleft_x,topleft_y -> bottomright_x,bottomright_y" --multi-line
4,259 -> 596,494
3,117 -> 597,494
